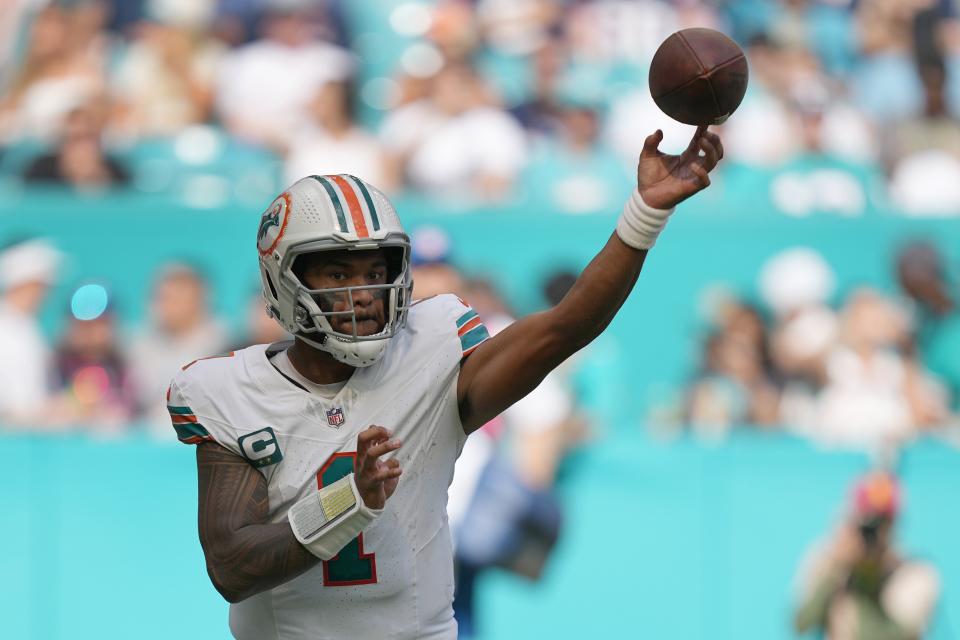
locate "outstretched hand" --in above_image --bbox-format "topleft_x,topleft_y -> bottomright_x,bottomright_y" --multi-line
637,125 -> 723,210
354,425 -> 402,510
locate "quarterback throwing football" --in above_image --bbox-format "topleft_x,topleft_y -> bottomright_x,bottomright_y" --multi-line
168,126 -> 722,639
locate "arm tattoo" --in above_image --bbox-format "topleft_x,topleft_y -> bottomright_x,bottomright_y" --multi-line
197,442 -> 319,602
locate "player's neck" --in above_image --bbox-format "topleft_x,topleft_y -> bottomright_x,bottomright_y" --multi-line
288,338 -> 356,385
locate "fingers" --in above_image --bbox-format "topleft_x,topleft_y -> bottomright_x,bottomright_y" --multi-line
698,135 -> 720,171
364,438 -> 402,461
685,125 -> 707,154
690,163 -> 711,188
703,130 -> 724,160
356,425 -> 402,474
640,129 -> 664,158
356,425 -> 391,451
370,458 -> 403,483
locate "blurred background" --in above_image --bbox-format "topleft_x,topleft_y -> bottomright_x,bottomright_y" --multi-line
2,0 -> 960,638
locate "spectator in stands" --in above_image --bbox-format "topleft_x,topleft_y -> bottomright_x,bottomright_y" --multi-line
897,241 -> 954,329
888,62 -> 960,215
52,288 -> 137,431
760,247 -> 838,433
215,1 -> 354,148
0,3 -> 107,144
140,0 -> 217,31
475,0 -> 561,59
22,101 -> 131,190
510,38 -> 566,137
685,299 -> 780,436
794,471 -> 941,639
887,62 -> 960,170
768,65 -> 878,217
230,290 -> 290,351
0,0 -> 41,90
563,0 -> 682,65
110,19 -> 224,137
380,62 -> 528,203
719,34 -> 802,168
0,239 -> 61,427
409,226 -> 466,299
896,241 -> 960,410
426,0 -> 482,64
765,0 -> 858,76
284,79 -> 388,188
129,263 -> 228,434
851,0 -> 925,123
813,288 -> 948,448
523,86 -> 632,214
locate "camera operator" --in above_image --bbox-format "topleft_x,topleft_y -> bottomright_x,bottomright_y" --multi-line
793,472 -> 941,640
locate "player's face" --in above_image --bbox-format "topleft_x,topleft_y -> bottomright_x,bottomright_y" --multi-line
298,249 -> 388,336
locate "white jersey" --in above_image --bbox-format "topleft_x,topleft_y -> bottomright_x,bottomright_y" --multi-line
167,295 -> 491,640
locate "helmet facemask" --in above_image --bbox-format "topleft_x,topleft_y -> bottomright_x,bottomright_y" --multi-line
283,240 -> 412,367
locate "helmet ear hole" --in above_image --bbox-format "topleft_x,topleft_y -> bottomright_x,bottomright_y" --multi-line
264,270 -> 279,300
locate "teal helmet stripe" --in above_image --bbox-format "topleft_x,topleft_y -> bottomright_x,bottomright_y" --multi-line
311,175 -> 349,233
346,175 -> 381,232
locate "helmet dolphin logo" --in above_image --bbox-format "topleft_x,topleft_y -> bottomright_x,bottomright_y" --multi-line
258,207 -> 281,244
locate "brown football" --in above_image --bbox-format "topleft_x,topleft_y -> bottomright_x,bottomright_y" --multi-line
649,28 -> 749,126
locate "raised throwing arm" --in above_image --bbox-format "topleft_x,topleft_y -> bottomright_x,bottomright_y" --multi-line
457,127 -> 723,434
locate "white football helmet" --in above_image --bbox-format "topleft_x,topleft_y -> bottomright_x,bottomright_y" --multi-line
257,175 -> 412,367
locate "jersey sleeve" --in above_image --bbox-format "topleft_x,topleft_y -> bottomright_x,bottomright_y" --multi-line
449,296 -> 492,358
166,376 -> 216,445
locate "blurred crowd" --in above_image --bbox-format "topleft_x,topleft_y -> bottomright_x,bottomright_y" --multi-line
3,0 -> 960,448
677,241 -> 960,451
0,236 -> 285,434
4,0 -> 960,213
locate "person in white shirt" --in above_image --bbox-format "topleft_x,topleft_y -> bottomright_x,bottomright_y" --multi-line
380,63 -> 528,203
0,239 -> 61,426
284,79 -> 388,189
129,263 -> 228,435
215,4 -> 354,148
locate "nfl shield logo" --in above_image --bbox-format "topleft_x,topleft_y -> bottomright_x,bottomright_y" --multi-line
326,407 -> 345,428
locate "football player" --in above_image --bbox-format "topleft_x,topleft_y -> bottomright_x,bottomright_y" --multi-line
168,126 -> 722,639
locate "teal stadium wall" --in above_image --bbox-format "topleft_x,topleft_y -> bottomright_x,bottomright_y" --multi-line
3,434 -> 958,639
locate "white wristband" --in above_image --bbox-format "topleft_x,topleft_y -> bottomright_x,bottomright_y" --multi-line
615,189 -> 675,250
288,472 -> 382,560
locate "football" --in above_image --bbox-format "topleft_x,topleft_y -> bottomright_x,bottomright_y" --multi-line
648,28 -> 749,126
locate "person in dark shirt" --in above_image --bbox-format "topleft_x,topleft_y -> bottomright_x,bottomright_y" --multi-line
23,102 -> 130,189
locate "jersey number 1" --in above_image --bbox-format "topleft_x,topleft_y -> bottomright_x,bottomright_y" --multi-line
317,452 -> 378,586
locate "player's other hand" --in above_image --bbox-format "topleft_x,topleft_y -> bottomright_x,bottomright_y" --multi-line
354,425 -> 402,510
637,125 -> 723,210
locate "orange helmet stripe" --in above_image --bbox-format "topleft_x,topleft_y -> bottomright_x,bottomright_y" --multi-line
330,175 -> 369,238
